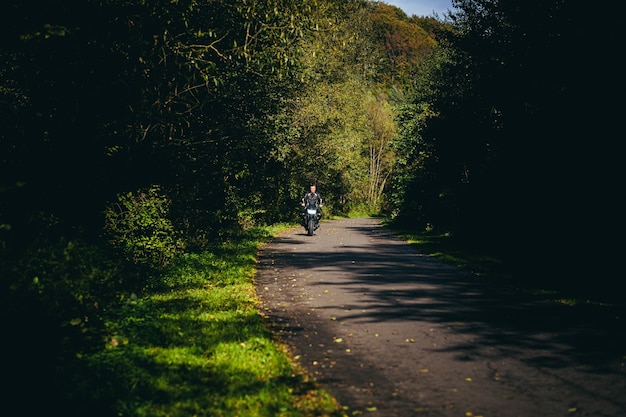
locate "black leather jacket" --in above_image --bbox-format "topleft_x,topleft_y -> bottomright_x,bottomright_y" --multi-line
301,192 -> 323,207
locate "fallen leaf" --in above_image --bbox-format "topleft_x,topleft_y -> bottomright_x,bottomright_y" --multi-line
334,337 -> 343,343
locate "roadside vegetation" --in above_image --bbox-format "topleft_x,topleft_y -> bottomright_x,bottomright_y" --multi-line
389,225 -> 625,312
56,223 -> 347,417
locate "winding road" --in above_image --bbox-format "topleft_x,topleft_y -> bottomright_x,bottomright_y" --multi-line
255,217 -> 626,417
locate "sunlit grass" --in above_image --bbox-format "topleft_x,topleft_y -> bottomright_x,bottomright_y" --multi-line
73,223 -> 344,417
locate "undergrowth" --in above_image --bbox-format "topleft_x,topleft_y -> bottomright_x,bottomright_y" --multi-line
61,222 -> 344,417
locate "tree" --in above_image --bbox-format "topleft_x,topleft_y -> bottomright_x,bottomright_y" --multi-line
0,1 -> 343,411
390,0 -> 621,298
369,4 -> 439,85
365,93 -> 396,210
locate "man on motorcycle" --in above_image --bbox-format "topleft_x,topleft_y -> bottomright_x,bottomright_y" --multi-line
300,184 -> 323,227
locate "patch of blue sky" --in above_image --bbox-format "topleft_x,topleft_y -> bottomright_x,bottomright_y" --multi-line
378,0 -> 456,18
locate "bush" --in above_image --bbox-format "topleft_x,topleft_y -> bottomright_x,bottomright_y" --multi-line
104,185 -> 185,269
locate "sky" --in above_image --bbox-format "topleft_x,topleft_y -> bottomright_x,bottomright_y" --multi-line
379,0 -> 455,18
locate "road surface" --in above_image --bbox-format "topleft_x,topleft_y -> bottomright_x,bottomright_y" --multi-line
255,217 -> 626,417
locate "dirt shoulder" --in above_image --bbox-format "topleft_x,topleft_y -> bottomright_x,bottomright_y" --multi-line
255,217 -> 626,417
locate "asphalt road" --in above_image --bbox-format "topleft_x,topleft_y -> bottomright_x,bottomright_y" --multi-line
255,217 -> 626,417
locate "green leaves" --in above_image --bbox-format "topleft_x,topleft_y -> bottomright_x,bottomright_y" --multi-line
104,185 -> 185,268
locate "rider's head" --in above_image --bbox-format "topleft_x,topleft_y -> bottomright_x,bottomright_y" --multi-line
309,184 -> 316,193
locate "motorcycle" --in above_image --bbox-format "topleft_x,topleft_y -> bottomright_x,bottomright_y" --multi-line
301,202 -> 321,236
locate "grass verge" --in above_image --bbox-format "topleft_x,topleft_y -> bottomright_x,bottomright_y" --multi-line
386,224 -> 624,312
68,223 -> 345,417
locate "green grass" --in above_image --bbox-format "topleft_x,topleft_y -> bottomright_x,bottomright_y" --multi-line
386,224 -> 624,311
70,223 -> 345,417
389,228 -> 515,283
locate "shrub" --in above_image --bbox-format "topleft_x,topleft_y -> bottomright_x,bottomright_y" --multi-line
104,185 -> 185,269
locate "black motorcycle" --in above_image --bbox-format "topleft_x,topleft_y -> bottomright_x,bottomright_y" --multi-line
302,202 -> 321,236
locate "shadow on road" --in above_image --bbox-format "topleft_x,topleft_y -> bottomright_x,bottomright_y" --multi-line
256,218 -> 626,416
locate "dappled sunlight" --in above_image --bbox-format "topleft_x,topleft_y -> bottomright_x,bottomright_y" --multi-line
256,217 -> 626,417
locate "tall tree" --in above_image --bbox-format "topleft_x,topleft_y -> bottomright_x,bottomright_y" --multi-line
390,0 -> 621,297
366,93 -> 396,209
369,4 -> 439,85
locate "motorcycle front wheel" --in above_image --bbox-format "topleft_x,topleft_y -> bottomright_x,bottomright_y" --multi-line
307,218 -> 315,236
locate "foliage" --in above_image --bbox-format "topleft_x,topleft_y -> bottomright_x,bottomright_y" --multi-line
388,0 -> 620,291
105,185 -> 185,268
364,93 -> 396,210
271,1 -> 436,215
57,225 -> 344,417
283,76 -> 373,214
369,3 -> 440,85
1,229 -> 131,413
385,44 -> 456,230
